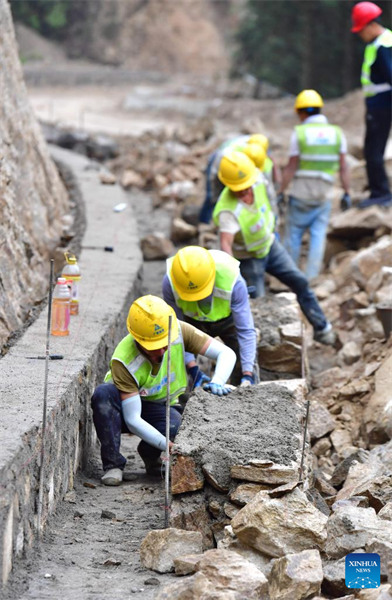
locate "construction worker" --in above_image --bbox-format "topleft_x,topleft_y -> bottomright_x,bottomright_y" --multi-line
213,150 -> 336,346
277,89 -> 351,281
199,133 -> 279,224
91,295 -> 236,485
162,246 -> 257,387
351,2 -> 392,208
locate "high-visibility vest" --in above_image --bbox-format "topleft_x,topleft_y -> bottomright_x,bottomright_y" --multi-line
167,250 -> 240,322
295,123 -> 342,184
264,155 -> 273,175
361,29 -> 392,97
213,181 -> 275,259
104,329 -> 187,405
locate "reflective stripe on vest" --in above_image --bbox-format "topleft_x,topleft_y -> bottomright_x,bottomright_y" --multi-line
295,123 -> 342,180
361,29 -> 392,97
213,180 -> 275,259
104,329 -> 187,404
167,250 -> 240,322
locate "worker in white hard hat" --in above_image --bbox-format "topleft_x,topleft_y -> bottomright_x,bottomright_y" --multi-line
162,246 -> 257,387
277,89 -> 351,281
199,133 -> 280,224
351,2 -> 392,208
213,150 -> 337,347
91,295 -> 236,485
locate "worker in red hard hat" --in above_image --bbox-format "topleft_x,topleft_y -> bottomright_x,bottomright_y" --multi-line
351,2 -> 392,209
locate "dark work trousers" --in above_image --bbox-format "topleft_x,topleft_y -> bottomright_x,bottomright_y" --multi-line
239,238 -> 328,332
91,383 -> 182,472
184,314 -> 242,385
364,106 -> 392,198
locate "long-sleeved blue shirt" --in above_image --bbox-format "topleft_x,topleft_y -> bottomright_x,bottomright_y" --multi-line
162,273 -> 256,373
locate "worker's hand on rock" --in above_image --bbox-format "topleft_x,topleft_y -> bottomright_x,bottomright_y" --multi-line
188,366 -> 211,388
240,374 -> 255,387
203,382 -> 232,396
340,193 -> 352,212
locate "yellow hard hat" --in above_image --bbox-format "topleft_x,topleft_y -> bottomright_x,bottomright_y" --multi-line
242,142 -> 266,170
127,295 -> 178,350
294,89 -> 324,111
171,246 -> 216,301
218,150 -> 258,192
247,134 -> 269,152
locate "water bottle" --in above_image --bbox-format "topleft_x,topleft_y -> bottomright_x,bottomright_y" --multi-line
61,252 -> 81,315
51,277 -> 71,336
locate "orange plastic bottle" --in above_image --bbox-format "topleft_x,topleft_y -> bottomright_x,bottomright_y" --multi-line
51,278 -> 71,336
61,252 -> 81,315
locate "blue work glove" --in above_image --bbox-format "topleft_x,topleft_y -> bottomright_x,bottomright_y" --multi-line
240,374 -> 255,387
188,366 -> 211,389
340,193 -> 351,212
203,382 -> 232,396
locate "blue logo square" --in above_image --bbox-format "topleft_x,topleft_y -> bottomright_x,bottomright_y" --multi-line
345,553 -> 380,589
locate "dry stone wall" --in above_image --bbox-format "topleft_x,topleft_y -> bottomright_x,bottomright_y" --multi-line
0,0 -> 69,350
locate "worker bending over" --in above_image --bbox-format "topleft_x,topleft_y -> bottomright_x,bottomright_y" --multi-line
163,246 -> 257,387
213,150 -> 336,346
91,295 -> 236,485
278,89 -> 350,281
199,133 -> 279,224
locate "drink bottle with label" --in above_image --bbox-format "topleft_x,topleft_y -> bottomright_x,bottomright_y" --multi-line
61,252 -> 81,316
51,277 -> 71,336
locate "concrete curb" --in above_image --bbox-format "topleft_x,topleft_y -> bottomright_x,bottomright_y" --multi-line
0,146 -> 143,585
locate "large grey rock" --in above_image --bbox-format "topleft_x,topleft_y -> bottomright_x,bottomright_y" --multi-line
351,236 -> 392,292
308,401 -> 336,441
335,441 -> 392,510
269,549 -> 323,600
232,487 -> 328,558
325,505 -> 392,558
159,549 -> 268,599
252,293 -> 303,377
366,539 -> 392,578
329,208 -> 392,240
363,352 -> 392,445
140,528 -> 203,573
0,0 -> 69,349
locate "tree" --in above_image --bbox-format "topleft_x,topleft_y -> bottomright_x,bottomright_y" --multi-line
234,0 -> 392,98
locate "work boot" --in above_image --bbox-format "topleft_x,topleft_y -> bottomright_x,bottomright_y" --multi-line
313,323 -> 336,346
140,455 -> 163,477
101,468 -> 123,486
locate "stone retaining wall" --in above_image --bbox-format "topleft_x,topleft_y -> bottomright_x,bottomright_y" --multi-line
0,147 -> 143,585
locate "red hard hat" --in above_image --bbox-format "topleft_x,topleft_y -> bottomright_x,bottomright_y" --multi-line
351,2 -> 382,33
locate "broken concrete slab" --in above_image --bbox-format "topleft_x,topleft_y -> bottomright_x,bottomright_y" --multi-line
172,382 -> 306,494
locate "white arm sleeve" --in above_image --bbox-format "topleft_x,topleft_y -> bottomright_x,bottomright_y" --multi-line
122,395 -> 166,451
203,338 -> 237,386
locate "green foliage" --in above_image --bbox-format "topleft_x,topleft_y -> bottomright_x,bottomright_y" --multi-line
234,0 -> 392,98
10,0 -> 70,39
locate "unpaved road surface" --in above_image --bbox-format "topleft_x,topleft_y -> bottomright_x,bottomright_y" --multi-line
4,436 -> 177,600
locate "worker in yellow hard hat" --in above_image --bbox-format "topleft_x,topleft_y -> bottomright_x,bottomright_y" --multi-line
91,295 -> 236,485
351,2 -> 392,208
162,246 -> 257,387
213,150 -> 336,347
277,89 -> 351,281
199,133 -> 280,224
